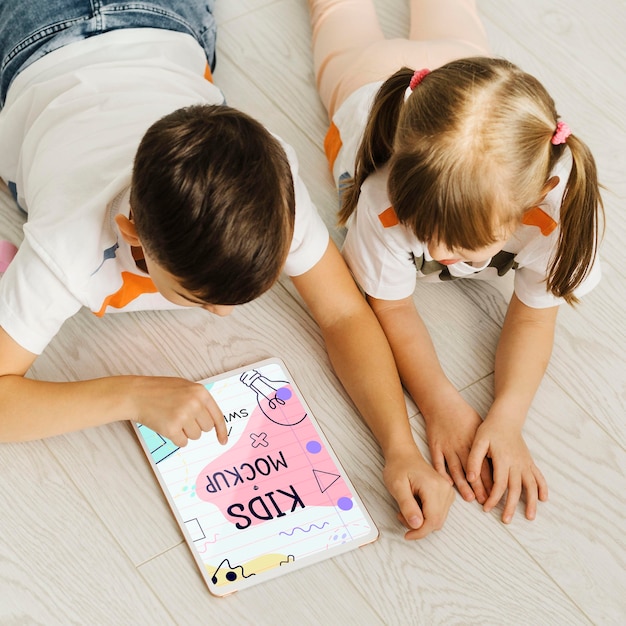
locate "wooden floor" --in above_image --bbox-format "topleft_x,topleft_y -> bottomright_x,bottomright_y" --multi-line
1,1 -> 625,624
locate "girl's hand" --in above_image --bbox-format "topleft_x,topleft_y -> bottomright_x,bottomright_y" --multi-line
466,413 -> 548,523
383,443 -> 455,540
128,376 -> 228,447
424,390 -> 493,505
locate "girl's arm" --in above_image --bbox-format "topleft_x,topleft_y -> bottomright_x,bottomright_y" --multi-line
291,241 -> 455,539
368,295 -> 493,504
466,293 -> 555,522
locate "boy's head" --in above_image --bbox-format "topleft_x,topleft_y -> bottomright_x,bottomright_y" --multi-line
129,105 -> 295,306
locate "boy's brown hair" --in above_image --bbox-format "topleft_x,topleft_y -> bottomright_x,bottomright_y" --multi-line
130,105 -> 295,305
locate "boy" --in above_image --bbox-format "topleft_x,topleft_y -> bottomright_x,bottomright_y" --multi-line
0,0 -> 453,539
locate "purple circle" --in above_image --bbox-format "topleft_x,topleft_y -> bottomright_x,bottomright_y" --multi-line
276,387 -> 292,401
337,497 -> 353,511
306,440 -> 322,454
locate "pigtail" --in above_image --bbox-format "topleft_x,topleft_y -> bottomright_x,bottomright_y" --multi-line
338,67 -> 414,226
547,135 -> 604,304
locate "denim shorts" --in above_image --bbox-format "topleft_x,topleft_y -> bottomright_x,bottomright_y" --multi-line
0,0 -> 217,106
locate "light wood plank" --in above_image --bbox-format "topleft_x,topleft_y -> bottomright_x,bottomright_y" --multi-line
462,376 -> 626,625
218,1 -> 328,148
214,1 -> 276,24
0,441 -> 175,625
0,180 -> 25,246
139,543 -> 387,625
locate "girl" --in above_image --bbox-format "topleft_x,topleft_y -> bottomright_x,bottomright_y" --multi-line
308,0 -> 604,524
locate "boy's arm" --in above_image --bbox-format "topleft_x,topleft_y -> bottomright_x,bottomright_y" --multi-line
367,294 -> 493,504
290,240 -> 454,539
0,326 -> 227,446
466,293 -> 554,522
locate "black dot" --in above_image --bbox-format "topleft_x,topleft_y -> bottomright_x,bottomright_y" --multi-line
226,571 -> 237,581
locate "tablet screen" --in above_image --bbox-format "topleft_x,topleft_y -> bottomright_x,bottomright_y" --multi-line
134,358 -> 378,595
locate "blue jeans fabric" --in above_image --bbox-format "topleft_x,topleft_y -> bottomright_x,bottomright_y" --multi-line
0,0 -> 217,106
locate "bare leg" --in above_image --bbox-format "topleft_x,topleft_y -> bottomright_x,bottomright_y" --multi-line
309,0 -> 490,118
309,0 -> 385,117
408,0 -> 488,46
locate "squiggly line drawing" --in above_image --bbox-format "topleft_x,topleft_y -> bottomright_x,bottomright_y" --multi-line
196,535 -> 220,553
279,522 -> 329,536
211,558 -> 254,585
279,555 -> 296,566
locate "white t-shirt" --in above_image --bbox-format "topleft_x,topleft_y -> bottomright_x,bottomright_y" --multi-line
0,29 -> 328,355
330,83 -> 601,308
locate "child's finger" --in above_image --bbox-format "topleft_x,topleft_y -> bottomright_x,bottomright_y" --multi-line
169,431 -> 189,448
397,494 -> 425,531
446,454 -> 475,501
501,472 -> 522,523
405,488 -> 453,539
483,463 -> 508,512
522,473 -> 539,521
400,511 -> 437,541
183,422 -> 203,441
480,457 -> 494,494
466,437 -> 489,482
203,389 -> 228,444
398,511 -> 437,541
535,465 -> 549,502
195,406 -> 225,443
468,458 -> 491,504
431,449 -> 454,485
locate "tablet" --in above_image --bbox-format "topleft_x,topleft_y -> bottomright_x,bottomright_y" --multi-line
133,358 -> 379,596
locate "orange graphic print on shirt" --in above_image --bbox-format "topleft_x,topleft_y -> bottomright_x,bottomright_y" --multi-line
522,206 -> 558,235
378,206 -> 400,228
375,206 -> 557,235
95,271 -> 158,317
324,122 -> 342,174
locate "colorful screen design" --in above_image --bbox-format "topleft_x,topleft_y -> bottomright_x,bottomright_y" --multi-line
136,359 -> 377,594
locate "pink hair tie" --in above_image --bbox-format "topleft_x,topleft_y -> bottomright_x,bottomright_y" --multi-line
409,68 -> 430,90
551,121 -> 572,145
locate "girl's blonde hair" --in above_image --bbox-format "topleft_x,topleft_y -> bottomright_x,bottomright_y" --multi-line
339,57 -> 603,304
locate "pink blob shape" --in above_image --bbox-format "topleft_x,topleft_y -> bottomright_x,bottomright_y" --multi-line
195,386 -> 351,528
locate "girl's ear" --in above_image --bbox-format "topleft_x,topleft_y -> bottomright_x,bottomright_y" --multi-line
535,176 -> 560,205
115,214 -> 142,247
542,176 -> 560,196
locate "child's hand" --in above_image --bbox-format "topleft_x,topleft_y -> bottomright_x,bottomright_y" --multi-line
423,390 -> 493,504
128,376 -> 228,447
466,413 -> 548,523
383,443 -> 455,540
